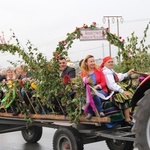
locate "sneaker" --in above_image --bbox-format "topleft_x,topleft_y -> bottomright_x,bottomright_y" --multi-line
100,112 -> 105,117
85,114 -> 92,120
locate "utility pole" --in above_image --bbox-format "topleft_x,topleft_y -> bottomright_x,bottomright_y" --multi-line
103,16 -> 123,60
102,43 -> 104,58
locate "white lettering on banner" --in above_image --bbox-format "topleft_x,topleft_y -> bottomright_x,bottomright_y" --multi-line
80,28 -> 107,41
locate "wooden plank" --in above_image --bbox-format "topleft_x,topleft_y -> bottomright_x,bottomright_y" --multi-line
79,115 -> 110,123
0,112 -> 110,123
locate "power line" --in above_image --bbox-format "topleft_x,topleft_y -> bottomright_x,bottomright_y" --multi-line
35,18 -> 150,48
124,18 -> 150,23
103,16 -> 123,58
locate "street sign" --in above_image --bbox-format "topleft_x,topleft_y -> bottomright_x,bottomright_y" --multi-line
80,28 -> 107,41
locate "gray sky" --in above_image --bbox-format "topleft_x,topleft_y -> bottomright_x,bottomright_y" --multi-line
0,0 -> 150,67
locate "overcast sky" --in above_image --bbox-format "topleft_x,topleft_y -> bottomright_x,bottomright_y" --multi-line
0,0 -> 150,67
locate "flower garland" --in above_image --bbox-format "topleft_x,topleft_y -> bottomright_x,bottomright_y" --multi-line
0,22 -> 126,124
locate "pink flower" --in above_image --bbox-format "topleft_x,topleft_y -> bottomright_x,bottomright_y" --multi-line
138,76 -> 146,82
62,40 -> 66,46
122,39 -> 125,42
55,55 -> 60,60
128,50 -> 131,53
92,22 -> 96,25
119,36 -> 122,39
106,28 -> 109,31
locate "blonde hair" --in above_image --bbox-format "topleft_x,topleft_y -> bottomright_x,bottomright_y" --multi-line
6,66 -> 14,72
20,64 -> 28,72
81,55 -> 98,76
0,68 -> 6,76
14,66 -> 21,77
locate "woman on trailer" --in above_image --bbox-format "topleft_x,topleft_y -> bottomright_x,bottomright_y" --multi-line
100,56 -> 134,126
81,55 -> 108,120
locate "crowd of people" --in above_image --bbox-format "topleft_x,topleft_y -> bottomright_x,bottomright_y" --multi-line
0,55 -> 135,127
0,64 -> 33,116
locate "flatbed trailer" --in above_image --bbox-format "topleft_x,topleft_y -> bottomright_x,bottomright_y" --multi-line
0,112 -> 135,150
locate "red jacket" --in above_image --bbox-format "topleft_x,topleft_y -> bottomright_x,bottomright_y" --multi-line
81,68 -> 108,93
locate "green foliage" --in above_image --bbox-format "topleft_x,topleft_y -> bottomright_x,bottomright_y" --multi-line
113,64 -> 123,73
120,23 -> 150,72
106,22 -> 150,73
106,28 -> 125,50
0,25 -> 89,123
1,22 -> 150,123
0,79 -> 32,125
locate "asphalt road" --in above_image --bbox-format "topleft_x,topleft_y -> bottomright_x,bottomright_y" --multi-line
0,127 -> 110,150
0,127 -> 138,150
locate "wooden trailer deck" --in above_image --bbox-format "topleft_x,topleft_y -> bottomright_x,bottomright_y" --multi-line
0,112 -> 110,125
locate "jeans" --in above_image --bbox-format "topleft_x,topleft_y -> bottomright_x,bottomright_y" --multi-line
87,90 -> 108,115
20,88 -> 32,106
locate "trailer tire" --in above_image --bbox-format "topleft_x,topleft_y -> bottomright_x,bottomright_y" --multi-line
21,126 -> 42,143
53,127 -> 84,150
133,89 -> 150,150
106,139 -> 133,150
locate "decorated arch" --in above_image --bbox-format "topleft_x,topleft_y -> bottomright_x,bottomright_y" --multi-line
0,22 -> 150,123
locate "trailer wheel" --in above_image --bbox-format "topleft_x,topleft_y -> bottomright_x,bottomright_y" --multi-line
106,139 -> 133,150
53,127 -> 84,150
21,126 -> 42,143
133,89 -> 150,150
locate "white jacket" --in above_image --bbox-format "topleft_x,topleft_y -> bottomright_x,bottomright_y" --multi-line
102,67 -> 128,93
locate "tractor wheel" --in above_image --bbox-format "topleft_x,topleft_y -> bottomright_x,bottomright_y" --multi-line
133,89 -> 150,150
53,127 -> 84,150
21,126 -> 42,143
106,139 -> 133,150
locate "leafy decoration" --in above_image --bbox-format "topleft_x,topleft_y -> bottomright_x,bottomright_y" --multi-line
0,22 -> 150,123
119,22 -> 150,73
0,79 -> 32,125
106,22 -> 150,73
105,28 -> 125,50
